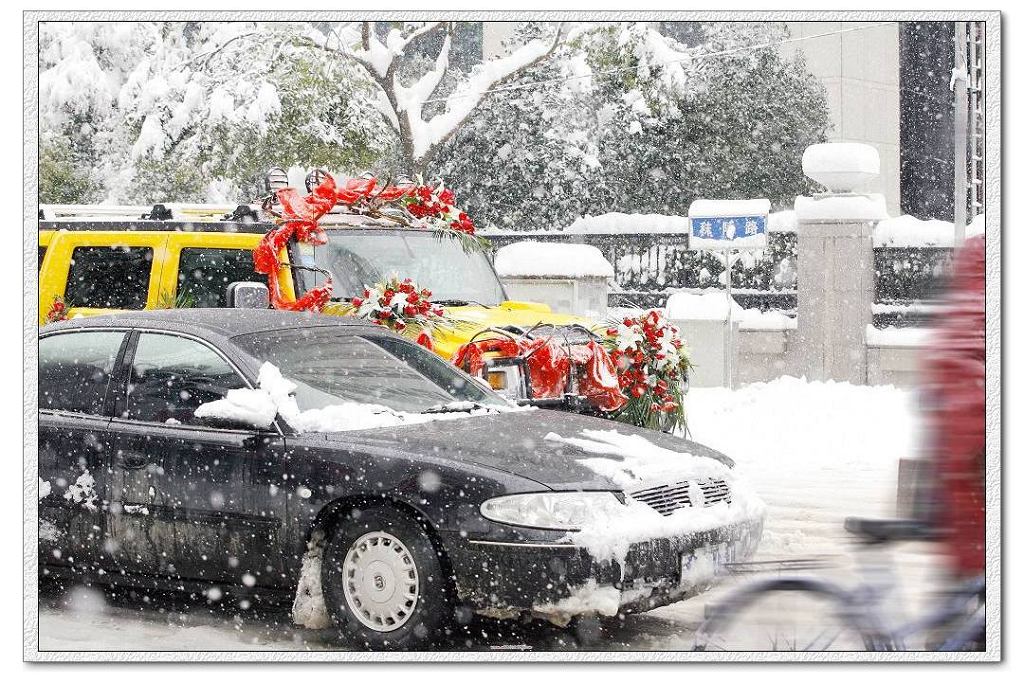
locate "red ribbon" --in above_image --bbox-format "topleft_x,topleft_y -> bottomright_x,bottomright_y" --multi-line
451,336 -> 625,411
253,174 -> 341,312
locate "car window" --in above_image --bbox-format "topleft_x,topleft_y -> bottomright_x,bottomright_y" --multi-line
122,333 -> 248,425
65,246 -> 152,309
298,231 -> 506,305
39,331 -> 126,415
38,246 -> 47,270
177,248 -> 267,308
232,330 -> 504,413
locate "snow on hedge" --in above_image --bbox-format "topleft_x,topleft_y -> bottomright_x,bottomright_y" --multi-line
558,209 -> 988,246
563,212 -> 690,234
873,213 -> 986,248
560,210 -> 797,235
494,241 -> 614,279
864,324 -> 933,348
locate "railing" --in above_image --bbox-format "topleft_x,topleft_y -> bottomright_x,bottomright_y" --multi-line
485,228 -> 948,326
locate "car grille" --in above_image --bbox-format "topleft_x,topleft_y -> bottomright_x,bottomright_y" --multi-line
628,478 -> 732,516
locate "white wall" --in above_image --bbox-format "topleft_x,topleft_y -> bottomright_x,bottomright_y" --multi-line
781,22 -> 902,215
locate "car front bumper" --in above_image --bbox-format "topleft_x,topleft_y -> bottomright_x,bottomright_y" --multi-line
441,515 -> 764,624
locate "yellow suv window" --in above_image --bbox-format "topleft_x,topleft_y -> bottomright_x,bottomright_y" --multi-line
176,247 -> 267,308
65,246 -> 153,309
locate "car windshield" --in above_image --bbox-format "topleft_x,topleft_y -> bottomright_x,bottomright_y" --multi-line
295,230 -> 506,306
231,328 -> 509,414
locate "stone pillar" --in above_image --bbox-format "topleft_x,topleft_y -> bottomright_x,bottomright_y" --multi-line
793,143 -> 889,384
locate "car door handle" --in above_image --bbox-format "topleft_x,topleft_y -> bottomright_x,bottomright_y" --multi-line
119,452 -> 149,470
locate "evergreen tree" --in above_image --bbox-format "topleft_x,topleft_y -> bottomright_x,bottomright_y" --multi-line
434,22 -> 830,229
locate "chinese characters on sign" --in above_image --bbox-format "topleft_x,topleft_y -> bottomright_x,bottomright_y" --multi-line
689,215 -> 767,250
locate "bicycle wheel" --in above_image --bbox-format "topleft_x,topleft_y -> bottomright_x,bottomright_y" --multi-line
693,578 -> 893,652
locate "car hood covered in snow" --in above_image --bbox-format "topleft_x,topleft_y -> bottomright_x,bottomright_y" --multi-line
316,409 -> 734,491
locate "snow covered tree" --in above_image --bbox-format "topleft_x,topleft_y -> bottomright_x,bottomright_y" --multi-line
39,22 -> 392,203
306,21 -> 564,177
433,22 -> 830,229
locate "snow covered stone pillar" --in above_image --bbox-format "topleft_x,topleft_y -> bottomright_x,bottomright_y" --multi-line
794,143 -> 889,383
493,242 -> 614,318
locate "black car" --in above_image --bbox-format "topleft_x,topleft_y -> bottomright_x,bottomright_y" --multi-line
38,309 -> 764,650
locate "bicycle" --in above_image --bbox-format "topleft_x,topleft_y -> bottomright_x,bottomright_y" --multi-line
692,517 -> 986,652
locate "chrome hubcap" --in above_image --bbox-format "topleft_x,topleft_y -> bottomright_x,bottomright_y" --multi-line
342,531 -> 420,632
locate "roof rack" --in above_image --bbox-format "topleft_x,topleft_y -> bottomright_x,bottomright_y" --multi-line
39,203 -> 259,223
38,202 -> 431,233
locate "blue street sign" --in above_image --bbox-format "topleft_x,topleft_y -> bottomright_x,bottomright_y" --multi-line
688,215 -> 767,249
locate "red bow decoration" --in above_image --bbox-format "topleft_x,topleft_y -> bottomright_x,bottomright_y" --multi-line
253,174 -> 343,312
574,341 -> 628,412
451,336 -> 625,411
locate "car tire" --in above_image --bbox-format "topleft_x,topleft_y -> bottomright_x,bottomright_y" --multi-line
320,506 -> 454,650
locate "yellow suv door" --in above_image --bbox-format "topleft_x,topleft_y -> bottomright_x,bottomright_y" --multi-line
39,230 -> 169,324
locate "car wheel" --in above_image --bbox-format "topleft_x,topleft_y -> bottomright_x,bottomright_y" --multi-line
321,506 -> 454,650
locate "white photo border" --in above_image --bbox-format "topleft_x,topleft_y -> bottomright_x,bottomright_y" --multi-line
23,9 -> 1002,662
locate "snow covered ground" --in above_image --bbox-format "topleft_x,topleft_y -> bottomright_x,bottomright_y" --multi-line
37,376 -> 948,653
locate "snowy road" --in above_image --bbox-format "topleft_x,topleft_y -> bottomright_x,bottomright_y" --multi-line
37,377 -> 949,653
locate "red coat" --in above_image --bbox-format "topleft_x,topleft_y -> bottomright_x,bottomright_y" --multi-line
924,235 -> 986,576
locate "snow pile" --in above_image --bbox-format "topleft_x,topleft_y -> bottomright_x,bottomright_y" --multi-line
544,429 -> 765,564
685,376 -> 920,557
801,142 -> 879,193
562,212 -> 689,234
63,470 -> 98,511
494,242 -> 614,279
873,213 -> 986,247
39,478 -> 51,500
291,533 -> 332,630
664,291 -> 796,330
531,579 -> 622,626
665,290 -> 742,321
872,302 -> 940,315
559,210 -> 796,236
194,384 -> 279,428
767,210 -> 797,233
195,362 -> 504,434
737,308 -> 797,331
864,324 -> 933,348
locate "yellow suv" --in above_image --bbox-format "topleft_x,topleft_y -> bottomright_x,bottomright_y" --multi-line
38,203 -> 601,404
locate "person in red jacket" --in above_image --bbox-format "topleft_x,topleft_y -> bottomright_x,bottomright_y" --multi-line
922,235 -> 986,578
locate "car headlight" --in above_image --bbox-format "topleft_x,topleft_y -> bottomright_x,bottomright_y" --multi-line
479,492 -> 624,531
485,364 -> 525,399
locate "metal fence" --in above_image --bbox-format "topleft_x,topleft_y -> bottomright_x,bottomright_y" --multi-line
485,229 -> 950,327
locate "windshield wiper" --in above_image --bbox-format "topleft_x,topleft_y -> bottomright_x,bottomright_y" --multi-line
421,401 -> 489,414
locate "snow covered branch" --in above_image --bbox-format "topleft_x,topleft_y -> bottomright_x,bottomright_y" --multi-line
311,21 -> 564,174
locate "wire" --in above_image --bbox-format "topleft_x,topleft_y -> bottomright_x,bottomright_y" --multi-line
422,21 -> 899,105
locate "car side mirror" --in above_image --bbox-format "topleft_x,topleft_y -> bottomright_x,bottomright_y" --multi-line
226,282 -> 270,309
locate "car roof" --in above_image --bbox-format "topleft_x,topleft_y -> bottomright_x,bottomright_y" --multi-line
43,308 -> 380,338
